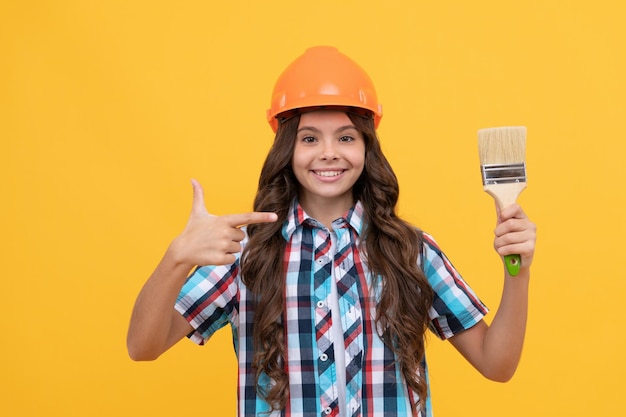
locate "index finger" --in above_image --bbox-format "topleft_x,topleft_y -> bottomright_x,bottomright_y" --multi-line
221,212 -> 278,227
498,203 -> 526,222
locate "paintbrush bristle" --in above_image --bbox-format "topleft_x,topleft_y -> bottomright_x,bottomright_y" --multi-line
478,126 -> 527,166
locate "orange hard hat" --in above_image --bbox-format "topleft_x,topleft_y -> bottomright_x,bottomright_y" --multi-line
267,46 -> 383,132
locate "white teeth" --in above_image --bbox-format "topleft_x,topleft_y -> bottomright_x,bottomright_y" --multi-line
316,170 -> 342,177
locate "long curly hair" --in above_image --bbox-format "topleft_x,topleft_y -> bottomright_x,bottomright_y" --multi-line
242,111 -> 434,414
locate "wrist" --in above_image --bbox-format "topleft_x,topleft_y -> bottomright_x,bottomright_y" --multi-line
165,236 -> 196,270
504,266 -> 531,283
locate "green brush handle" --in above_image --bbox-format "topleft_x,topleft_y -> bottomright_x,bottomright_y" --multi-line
504,254 -> 521,276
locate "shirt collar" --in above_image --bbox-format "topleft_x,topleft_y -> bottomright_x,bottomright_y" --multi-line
282,199 -> 365,241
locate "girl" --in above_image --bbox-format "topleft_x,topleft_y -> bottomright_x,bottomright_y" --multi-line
127,46 -> 536,417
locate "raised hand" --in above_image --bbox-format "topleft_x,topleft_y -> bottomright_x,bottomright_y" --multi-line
493,203 -> 536,275
169,179 -> 278,267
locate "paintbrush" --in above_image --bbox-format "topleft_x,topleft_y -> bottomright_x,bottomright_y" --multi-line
477,126 -> 527,276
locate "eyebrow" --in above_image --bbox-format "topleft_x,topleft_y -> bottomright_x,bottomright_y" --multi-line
296,125 -> 358,134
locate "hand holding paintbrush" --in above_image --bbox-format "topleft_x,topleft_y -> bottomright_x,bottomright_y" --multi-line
478,126 -> 528,276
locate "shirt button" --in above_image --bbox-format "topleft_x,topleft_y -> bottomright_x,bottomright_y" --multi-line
320,353 -> 328,361
324,407 -> 332,415
317,300 -> 325,308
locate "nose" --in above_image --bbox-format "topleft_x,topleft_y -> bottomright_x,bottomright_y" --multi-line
320,139 -> 338,160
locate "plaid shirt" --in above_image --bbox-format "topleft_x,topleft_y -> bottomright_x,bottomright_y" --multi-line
175,200 -> 488,417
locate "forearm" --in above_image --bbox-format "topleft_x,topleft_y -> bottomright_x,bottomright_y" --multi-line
127,244 -> 194,361
480,268 -> 530,381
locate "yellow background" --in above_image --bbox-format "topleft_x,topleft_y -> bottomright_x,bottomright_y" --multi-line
2,1 -> 624,416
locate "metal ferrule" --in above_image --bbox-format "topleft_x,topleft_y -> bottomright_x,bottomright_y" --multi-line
481,163 -> 527,185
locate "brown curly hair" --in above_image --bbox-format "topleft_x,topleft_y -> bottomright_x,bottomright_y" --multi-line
242,111 -> 434,414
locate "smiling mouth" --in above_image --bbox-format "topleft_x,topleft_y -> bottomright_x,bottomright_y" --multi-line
314,170 -> 344,177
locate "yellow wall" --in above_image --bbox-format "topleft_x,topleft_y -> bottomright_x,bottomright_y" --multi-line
2,1 -> 624,416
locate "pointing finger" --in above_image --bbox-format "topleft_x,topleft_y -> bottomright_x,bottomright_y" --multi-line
222,212 -> 278,228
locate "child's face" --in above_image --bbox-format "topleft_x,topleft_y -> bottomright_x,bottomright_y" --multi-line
292,110 -> 365,212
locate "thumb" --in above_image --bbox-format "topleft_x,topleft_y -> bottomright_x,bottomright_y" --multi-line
190,179 -> 209,216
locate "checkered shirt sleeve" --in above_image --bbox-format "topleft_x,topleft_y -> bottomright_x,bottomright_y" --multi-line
174,259 -> 240,345
422,233 -> 489,339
